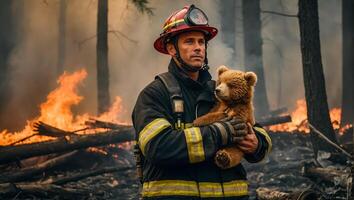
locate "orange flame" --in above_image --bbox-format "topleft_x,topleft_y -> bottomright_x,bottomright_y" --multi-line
268,99 -> 350,134
0,69 -> 128,146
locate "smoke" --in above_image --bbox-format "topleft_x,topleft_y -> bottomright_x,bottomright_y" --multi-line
0,0 -> 233,130
0,0 -> 342,130
260,0 -> 342,111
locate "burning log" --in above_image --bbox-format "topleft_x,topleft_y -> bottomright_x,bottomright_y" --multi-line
258,114 -> 292,127
302,164 -> 350,188
85,118 -> 131,130
0,124 -> 135,165
0,151 -> 78,183
256,187 -> 318,200
33,121 -> 76,137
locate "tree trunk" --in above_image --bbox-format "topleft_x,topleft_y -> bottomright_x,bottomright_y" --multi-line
242,0 -> 270,118
0,0 -> 15,117
219,0 -> 236,68
97,0 -> 110,114
341,0 -> 353,128
0,128 -> 134,165
298,0 -> 337,152
57,0 -> 67,76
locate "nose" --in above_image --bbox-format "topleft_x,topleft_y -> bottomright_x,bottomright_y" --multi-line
215,88 -> 221,94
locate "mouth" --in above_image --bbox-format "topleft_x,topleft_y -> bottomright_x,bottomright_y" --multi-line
191,55 -> 203,59
214,91 -> 227,100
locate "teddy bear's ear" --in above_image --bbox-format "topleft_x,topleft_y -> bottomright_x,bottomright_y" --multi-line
217,65 -> 229,76
245,72 -> 257,86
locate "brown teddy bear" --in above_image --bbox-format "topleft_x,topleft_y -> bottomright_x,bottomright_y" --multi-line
193,65 -> 257,169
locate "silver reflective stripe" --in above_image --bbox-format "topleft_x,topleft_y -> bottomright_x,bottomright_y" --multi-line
213,122 -> 228,145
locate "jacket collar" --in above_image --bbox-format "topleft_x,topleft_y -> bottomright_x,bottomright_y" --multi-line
168,59 -> 212,90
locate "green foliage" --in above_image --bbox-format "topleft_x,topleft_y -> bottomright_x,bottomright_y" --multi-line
129,0 -> 154,16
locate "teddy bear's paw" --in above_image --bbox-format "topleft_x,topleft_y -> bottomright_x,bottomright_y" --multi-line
215,151 -> 231,169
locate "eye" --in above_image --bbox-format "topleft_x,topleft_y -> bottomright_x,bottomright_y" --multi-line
227,82 -> 238,88
198,39 -> 205,46
185,39 -> 194,44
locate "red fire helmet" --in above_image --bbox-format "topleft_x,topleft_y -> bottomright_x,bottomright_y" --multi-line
154,4 -> 218,54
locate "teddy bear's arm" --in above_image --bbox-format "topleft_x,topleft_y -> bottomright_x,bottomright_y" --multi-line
193,112 -> 227,126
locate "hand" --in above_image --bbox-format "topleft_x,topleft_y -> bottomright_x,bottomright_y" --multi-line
238,123 -> 259,154
211,117 -> 248,146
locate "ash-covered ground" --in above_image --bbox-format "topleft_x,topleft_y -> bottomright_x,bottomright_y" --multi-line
4,131 -> 351,200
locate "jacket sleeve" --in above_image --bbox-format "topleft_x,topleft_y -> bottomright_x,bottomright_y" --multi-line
243,124 -> 272,163
132,82 -> 222,166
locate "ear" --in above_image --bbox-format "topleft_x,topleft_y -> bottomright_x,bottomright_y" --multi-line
166,43 -> 176,56
245,72 -> 257,86
217,65 -> 229,76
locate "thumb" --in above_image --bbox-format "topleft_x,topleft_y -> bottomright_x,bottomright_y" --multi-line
247,123 -> 254,135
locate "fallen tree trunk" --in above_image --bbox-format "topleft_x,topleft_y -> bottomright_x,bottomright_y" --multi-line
0,151 -> 78,183
258,115 -> 292,127
0,128 -> 135,165
302,165 -> 350,188
256,187 -> 318,200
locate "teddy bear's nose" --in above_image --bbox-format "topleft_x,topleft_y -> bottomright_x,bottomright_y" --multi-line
215,88 -> 221,94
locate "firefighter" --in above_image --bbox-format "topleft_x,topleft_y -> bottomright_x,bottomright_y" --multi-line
132,4 -> 272,200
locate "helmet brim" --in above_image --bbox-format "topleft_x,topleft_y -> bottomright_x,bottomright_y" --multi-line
153,26 -> 218,54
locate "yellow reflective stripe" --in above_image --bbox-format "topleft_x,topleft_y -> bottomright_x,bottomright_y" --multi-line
199,182 -> 223,198
163,19 -> 185,31
184,127 -> 205,163
174,123 -> 194,130
223,180 -> 249,196
254,127 -> 272,154
138,118 -> 171,155
142,180 -> 199,197
184,123 -> 193,129
142,180 -> 248,198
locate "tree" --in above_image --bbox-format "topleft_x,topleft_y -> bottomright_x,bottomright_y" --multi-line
96,0 -> 152,114
242,0 -> 270,118
0,0 -> 15,115
341,0 -> 353,127
97,0 -> 110,114
219,0 -> 237,68
57,0 -> 67,77
298,0 -> 337,152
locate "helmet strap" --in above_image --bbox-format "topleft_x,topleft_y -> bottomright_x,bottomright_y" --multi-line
172,36 -> 209,73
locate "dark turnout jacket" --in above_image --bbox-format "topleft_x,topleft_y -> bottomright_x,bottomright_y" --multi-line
132,59 -> 272,199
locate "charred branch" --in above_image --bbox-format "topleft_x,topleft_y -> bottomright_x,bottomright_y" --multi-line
309,123 -> 352,159
302,165 -> 350,188
0,182 -> 91,198
0,151 -> 78,183
48,166 -> 133,185
258,115 -> 292,127
0,126 -> 135,165
84,118 -> 131,130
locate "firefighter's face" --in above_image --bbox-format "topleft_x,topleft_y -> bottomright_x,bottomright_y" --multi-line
167,31 -> 206,68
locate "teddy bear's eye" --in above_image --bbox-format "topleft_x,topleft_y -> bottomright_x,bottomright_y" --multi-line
227,82 -> 237,88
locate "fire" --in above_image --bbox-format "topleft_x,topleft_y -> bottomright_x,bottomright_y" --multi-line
0,69 -> 128,146
268,99 -> 350,134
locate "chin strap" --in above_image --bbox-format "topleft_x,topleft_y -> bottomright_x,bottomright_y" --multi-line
172,36 -> 209,73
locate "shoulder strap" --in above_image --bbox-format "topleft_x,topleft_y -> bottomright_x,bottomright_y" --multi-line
155,72 -> 182,100
155,72 -> 184,129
